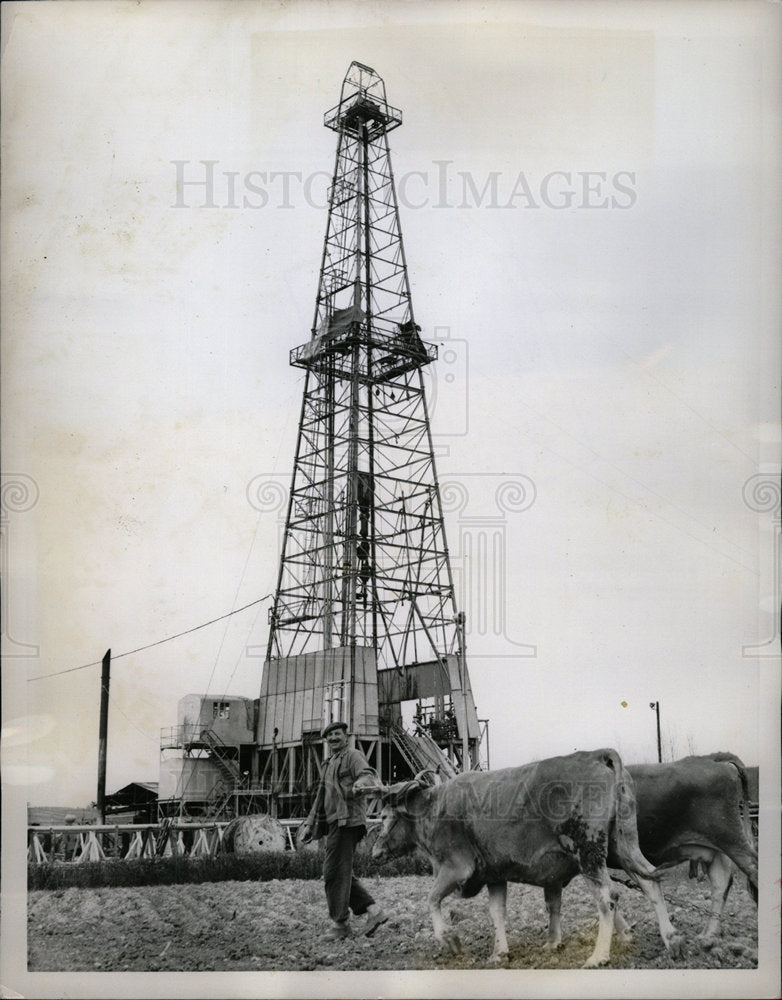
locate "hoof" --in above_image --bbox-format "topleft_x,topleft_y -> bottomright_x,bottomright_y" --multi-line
697,932 -> 719,951
488,950 -> 509,966
544,939 -> 564,952
665,933 -> 685,961
441,930 -> 462,955
582,956 -> 609,969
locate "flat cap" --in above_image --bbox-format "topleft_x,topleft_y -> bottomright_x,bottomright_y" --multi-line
321,720 -> 348,738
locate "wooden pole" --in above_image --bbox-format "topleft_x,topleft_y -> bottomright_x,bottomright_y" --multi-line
650,701 -> 662,763
97,648 -> 111,823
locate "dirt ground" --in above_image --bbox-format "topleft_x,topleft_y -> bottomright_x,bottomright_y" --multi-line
27,869 -> 757,972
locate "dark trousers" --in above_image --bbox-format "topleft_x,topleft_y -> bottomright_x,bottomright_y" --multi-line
323,823 -> 375,923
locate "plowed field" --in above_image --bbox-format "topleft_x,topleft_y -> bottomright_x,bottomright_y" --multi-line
28,870 -> 757,972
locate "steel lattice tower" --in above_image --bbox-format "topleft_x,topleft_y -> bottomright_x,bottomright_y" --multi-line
255,63 -> 483,813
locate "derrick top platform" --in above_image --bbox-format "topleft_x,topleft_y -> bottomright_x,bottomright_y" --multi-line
324,61 -> 402,138
291,314 -> 437,383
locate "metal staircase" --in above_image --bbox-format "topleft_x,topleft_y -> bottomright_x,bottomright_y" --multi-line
390,724 -> 458,780
199,728 -> 246,787
204,779 -> 234,819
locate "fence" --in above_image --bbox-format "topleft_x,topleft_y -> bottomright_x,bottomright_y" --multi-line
27,819 -> 306,865
30,803 -> 758,866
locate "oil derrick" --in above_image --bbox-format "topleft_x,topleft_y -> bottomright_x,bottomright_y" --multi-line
255,62 -> 483,816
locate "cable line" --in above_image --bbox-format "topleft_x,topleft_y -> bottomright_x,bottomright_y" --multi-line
26,594 -> 272,682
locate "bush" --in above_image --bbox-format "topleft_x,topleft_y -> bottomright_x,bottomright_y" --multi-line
28,849 -> 430,891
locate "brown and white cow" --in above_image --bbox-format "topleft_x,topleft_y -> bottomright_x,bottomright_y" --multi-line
540,753 -> 758,951
629,753 -> 758,945
370,748 -> 683,967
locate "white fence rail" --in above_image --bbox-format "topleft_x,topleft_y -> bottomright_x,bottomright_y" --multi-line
27,820 -> 306,864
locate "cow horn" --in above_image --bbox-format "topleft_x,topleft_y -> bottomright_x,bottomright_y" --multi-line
374,778 -> 419,806
412,768 -> 438,788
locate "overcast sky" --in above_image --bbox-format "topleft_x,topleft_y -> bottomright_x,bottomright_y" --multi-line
2,1 -> 780,813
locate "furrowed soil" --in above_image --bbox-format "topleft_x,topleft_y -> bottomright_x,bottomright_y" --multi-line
28,869 -> 757,972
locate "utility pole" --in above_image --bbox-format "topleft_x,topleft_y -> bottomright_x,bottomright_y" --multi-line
97,648 -> 111,822
649,700 -> 662,763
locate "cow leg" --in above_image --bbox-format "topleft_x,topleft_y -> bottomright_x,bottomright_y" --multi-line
698,851 -> 733,949
427,861 -> 469,955
543,885 -> 563,950
634,875 -> 684,959
730,844 -> 759,905
611,888 -> 633,943
486,882 -> 509,962
580,868 -> 616,968
689,859 -> 707,881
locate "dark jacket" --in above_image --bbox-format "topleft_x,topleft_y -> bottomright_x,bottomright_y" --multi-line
304,747 -> 380,840
323,747 -> 379,827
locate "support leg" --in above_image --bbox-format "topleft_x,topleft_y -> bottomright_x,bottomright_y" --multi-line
634,874 -> 684,959
486,882 -> 509,962
580,868 -> 616,968
427,860 -> 471,955
543,885 -> 563,950
611,888 -> 633,943
731,844 -> 759,905
698,851 -> 733,949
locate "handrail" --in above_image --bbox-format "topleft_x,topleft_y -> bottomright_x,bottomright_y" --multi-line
199,728 -> 249,787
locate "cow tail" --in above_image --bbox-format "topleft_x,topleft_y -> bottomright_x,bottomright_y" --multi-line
711,752 -> 757,901
606,752 -> 663,882
708,753 -> 755,844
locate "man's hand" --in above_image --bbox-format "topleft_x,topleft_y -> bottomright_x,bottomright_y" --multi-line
353,776 -> 383,798
297,820 -> 314,847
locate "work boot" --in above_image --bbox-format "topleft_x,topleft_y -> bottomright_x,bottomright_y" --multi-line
364,903 -> 388,937
324,920 -> 350,941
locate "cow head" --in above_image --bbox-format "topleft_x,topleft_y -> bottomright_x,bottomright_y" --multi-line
370,770 -> 438,862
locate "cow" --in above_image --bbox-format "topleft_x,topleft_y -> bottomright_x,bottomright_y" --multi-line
370,748 -> 684,967
629,753 -> 758,945
539,753 -> 758,951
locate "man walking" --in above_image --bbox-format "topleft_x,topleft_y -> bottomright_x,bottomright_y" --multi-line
299,720 -> 388,941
